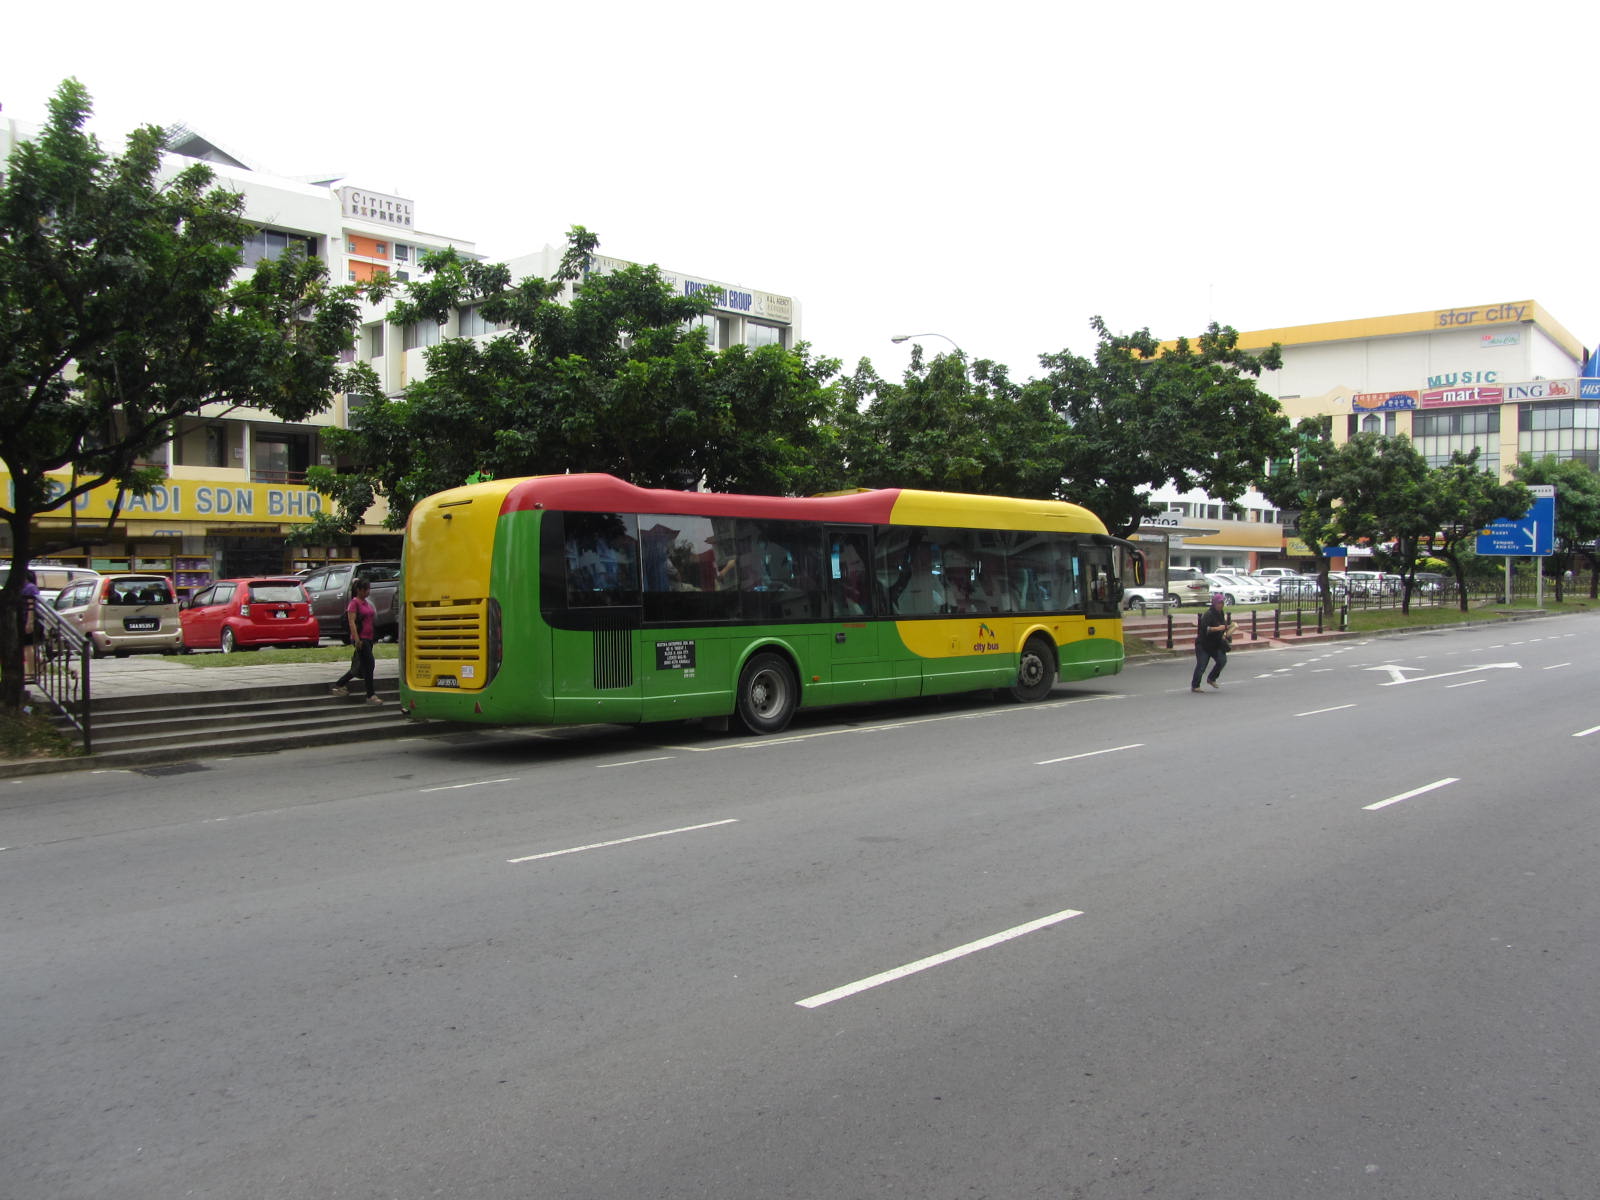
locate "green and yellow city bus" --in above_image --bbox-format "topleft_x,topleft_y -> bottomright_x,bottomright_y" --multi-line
399,474 -> 1143,734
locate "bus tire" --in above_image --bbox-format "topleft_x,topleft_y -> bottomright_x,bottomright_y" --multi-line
1010,635 -> 1057,703
735,651 -> 798,734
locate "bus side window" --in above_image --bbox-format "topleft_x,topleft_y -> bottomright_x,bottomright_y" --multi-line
828,531 -> 873,618
563,512 -> 640,607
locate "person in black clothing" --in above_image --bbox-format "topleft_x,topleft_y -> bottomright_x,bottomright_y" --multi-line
1191,591 -> 1235,692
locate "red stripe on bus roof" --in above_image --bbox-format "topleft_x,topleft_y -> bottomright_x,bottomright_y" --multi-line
498,474 -> 899,524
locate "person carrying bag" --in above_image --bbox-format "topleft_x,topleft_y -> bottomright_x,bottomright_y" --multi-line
1191,591 -> 1235,692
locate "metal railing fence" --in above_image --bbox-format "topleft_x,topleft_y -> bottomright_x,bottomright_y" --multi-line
28,599 -> 92,752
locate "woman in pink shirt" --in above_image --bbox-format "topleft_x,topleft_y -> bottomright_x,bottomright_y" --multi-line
329,579 -> 381,703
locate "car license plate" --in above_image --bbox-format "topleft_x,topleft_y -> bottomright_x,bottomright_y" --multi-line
124,617 -> 159,631
273,610 -> 287,618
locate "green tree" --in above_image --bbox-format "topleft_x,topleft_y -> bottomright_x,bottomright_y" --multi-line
1417,449 -> 1531,611
1260,417 -> 1345,613
837,349 -> 1065,496
1032,318 -> 1292,537
1510,454 -> 1600,601
0,80 -> 374,710
1329,433 -> 1435,612
303,230 -> 847,536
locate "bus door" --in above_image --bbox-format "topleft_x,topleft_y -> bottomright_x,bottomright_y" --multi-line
547,511 -> 645,724
1076,538 -> 1125,675
824,526 -> 894,700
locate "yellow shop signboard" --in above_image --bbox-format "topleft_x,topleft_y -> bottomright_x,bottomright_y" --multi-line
5,472 -> 327,525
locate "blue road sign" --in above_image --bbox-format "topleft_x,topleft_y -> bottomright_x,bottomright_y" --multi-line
1477,487 -> 1555,556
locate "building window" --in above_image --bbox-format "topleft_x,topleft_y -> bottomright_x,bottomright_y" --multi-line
252,434 -> 310,483
241,227 -> 319,268
375,242 -> 388,256
1412,405 -> 1499,471
403,320 -> 442,351
366,323 -> 385,358
1518,401 -> 1600,470
746,322 -> 784,349
458,305 -> 502,338
395,244 -> 409,262
1349,412 -> 1397,437
690,314 -> 731,349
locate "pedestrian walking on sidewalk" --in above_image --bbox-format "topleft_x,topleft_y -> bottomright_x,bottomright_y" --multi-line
1191,591 -> 1235,693
330,579 -> 381,704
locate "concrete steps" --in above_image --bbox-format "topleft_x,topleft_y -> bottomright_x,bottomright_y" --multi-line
34,678 -> 418,775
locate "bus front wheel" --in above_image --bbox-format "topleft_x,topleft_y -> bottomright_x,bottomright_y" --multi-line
1010,636 -> 1057,703
736,652 -> 798,734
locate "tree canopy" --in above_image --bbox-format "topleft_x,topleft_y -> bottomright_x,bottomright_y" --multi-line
1261,422 -> 1533,612
302,229 -> 848,538
1031,319 -> 1292,537
0,79 -> 375,709
836,350 -> 1064,497
1510,453 -> 1600,601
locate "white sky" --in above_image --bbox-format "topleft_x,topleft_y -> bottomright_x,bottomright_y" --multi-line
6,1 -> 1597,382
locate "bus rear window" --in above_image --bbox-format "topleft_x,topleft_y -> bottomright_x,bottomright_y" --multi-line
562,512 -> 641,607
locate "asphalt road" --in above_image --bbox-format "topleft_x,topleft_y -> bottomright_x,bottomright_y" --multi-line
4,614 -> 1598,1199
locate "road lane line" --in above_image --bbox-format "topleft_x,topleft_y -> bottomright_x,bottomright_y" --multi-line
797,909 -> 1083,1008
597,756 -> 676,769
1446,680 -> 1485,688
1036,743 -> 1142,766
1364,778 -> 1459,811
1296,704 -> 1356,717
421,777 -> 518,793
1544,663 -> 1571,670
508,818 -> 738,863
1573,725 -> 1600,738
656,695 -> 1123,753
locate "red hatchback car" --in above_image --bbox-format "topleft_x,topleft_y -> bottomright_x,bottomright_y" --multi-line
179,577 -> 320,653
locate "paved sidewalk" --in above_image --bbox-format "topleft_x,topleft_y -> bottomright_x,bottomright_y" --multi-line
59,654 -> 399,701
54,622 -> 1349,704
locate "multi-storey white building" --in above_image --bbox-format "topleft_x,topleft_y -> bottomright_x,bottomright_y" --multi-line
1155,300 -> 1593,572
2,120 -> 798,588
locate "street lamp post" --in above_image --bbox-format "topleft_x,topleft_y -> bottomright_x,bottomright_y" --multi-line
890,332 -> 969,382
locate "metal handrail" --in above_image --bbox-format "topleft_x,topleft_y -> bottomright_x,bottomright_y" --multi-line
29,599 -> 92,753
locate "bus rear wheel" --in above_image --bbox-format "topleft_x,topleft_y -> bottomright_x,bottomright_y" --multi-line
736,652 -> 797,734
1010,635 -> 1057,703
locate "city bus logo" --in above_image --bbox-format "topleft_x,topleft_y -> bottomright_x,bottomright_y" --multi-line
974,622 -> 1000,653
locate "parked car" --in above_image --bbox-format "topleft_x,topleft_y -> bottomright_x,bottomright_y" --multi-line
1251,567 -> 1302,581
1412,572 -> 1449,594
1343,570 -> 1399,597
0,562 -> 101,604
51,573 -> 182,657
1205,572 -> 1270,606
1163,566 -> 1213,607
300,561 -> 401,643
1219,572 -> 1274,604
1121,586 -> 1172,615
179,577 -> 320,653
1281,573 -> 1346,600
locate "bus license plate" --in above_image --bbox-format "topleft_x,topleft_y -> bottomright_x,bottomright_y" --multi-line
433,676 -> 460,688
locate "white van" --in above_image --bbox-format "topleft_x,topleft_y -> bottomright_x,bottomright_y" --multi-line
1,562 -> 103,604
